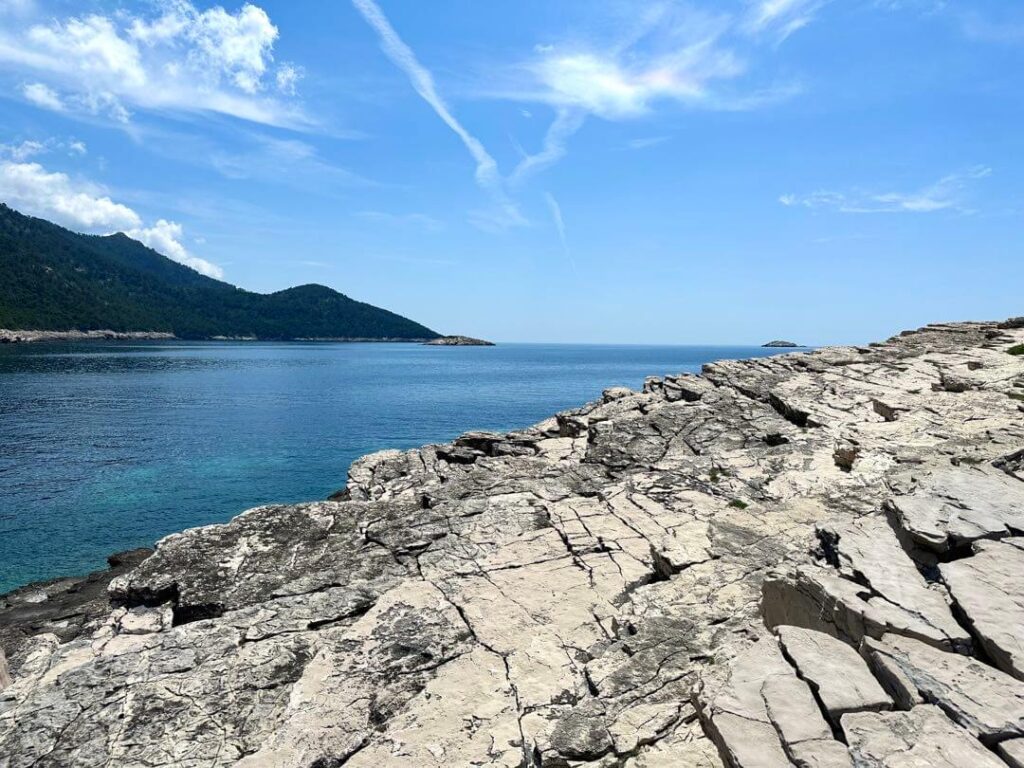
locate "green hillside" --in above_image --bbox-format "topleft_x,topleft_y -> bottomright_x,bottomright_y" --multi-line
0,204 -> 439,340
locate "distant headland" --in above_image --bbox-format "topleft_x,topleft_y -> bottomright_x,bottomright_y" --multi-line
0,203 -> 479,343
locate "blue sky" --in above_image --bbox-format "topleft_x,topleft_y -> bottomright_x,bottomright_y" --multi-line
0,0 -> 1021,343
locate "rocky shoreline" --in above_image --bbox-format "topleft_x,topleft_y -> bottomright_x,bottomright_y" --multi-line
0,329 -> 486,344
0,329 -> 177,343
1,318 -> 1023,767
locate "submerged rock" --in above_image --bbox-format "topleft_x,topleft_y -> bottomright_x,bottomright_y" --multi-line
1,318 -> 1023,766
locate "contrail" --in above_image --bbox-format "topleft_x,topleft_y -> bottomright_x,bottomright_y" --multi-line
544,192 -> 576,271
351,0 -> 499,190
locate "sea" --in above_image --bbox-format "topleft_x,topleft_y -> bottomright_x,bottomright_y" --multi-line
0,340 -> 801,592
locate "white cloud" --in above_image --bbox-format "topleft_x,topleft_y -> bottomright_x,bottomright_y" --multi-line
130,2 -> 278,94
275,62 -> 302,95
2,139 -> 45,161
0,159 -> 222,277
125,219 -> 223,278
0,2 -> 306,128
0,161 -> 141,228
531,43 -> 743,120
780,166 -> 992,214
22,81 -> 64,111
1,137 -> 89,161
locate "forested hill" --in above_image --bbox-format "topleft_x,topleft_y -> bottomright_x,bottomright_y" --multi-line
0,204 -> 440,340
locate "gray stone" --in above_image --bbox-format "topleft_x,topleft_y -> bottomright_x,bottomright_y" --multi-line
998,738 -> 1024,768
941,538 -> 1024,680
842,705 -> 1005,768
888,467 -> 1024,552
699,638 -> 794,768
761,674 -> 852,768
815,515 -> 970,652
862,633 -> 1024,743
776,625 -> 892,724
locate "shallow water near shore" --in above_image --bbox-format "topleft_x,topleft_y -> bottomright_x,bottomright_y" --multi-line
0,340 -> 800,592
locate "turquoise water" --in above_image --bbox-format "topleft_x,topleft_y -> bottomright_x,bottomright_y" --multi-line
0,341 -> 799,592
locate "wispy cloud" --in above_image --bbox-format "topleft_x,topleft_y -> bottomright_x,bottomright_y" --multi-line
355,210 -> 443,231
22,81 -> 64,111
528,40 -> 744,120
544,192 -> 575,271
209,134 -> 371,187
780,166 -> 992,214
480,2 -> 802,181
0,2 -> 307,128
511,108 -> 586,184
627,135 -> 671,150
498,1 -> 809,123
744,0 -> 830,42
0,136 -> 87,161
959,11 -> 1024,44
0,159 -> 222,277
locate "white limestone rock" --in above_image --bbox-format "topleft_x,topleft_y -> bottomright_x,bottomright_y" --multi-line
941,538 -> 1024,680
776,625 -> 892,725
861,633 -> 1024,743
842,704 -> 1005,768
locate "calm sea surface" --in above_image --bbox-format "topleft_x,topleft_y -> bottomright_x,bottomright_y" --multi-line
0,341 -> 800,592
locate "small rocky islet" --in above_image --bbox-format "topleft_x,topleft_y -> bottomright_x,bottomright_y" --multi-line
423,335 -> 495,346
2,318 -> 1024,767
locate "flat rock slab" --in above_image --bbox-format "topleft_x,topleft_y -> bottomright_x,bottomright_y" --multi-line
888,467 -> 1024,553
700,638 -> 794,768
816,515 -> 970,652
761,673 -> 852,768
842,704 -> 1005,768
862,633 -> 1024,743
941,538 -> 1024,681
998,738 -> 1024,768
777,625 -> 892,725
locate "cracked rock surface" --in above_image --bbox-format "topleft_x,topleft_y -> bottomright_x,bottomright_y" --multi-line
2,319 -> 1024,767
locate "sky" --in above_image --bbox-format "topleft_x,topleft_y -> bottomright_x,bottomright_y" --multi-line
0,0 -> 1021,344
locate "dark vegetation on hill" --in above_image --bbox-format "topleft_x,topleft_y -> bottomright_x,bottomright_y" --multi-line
0,204 -> 440,340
